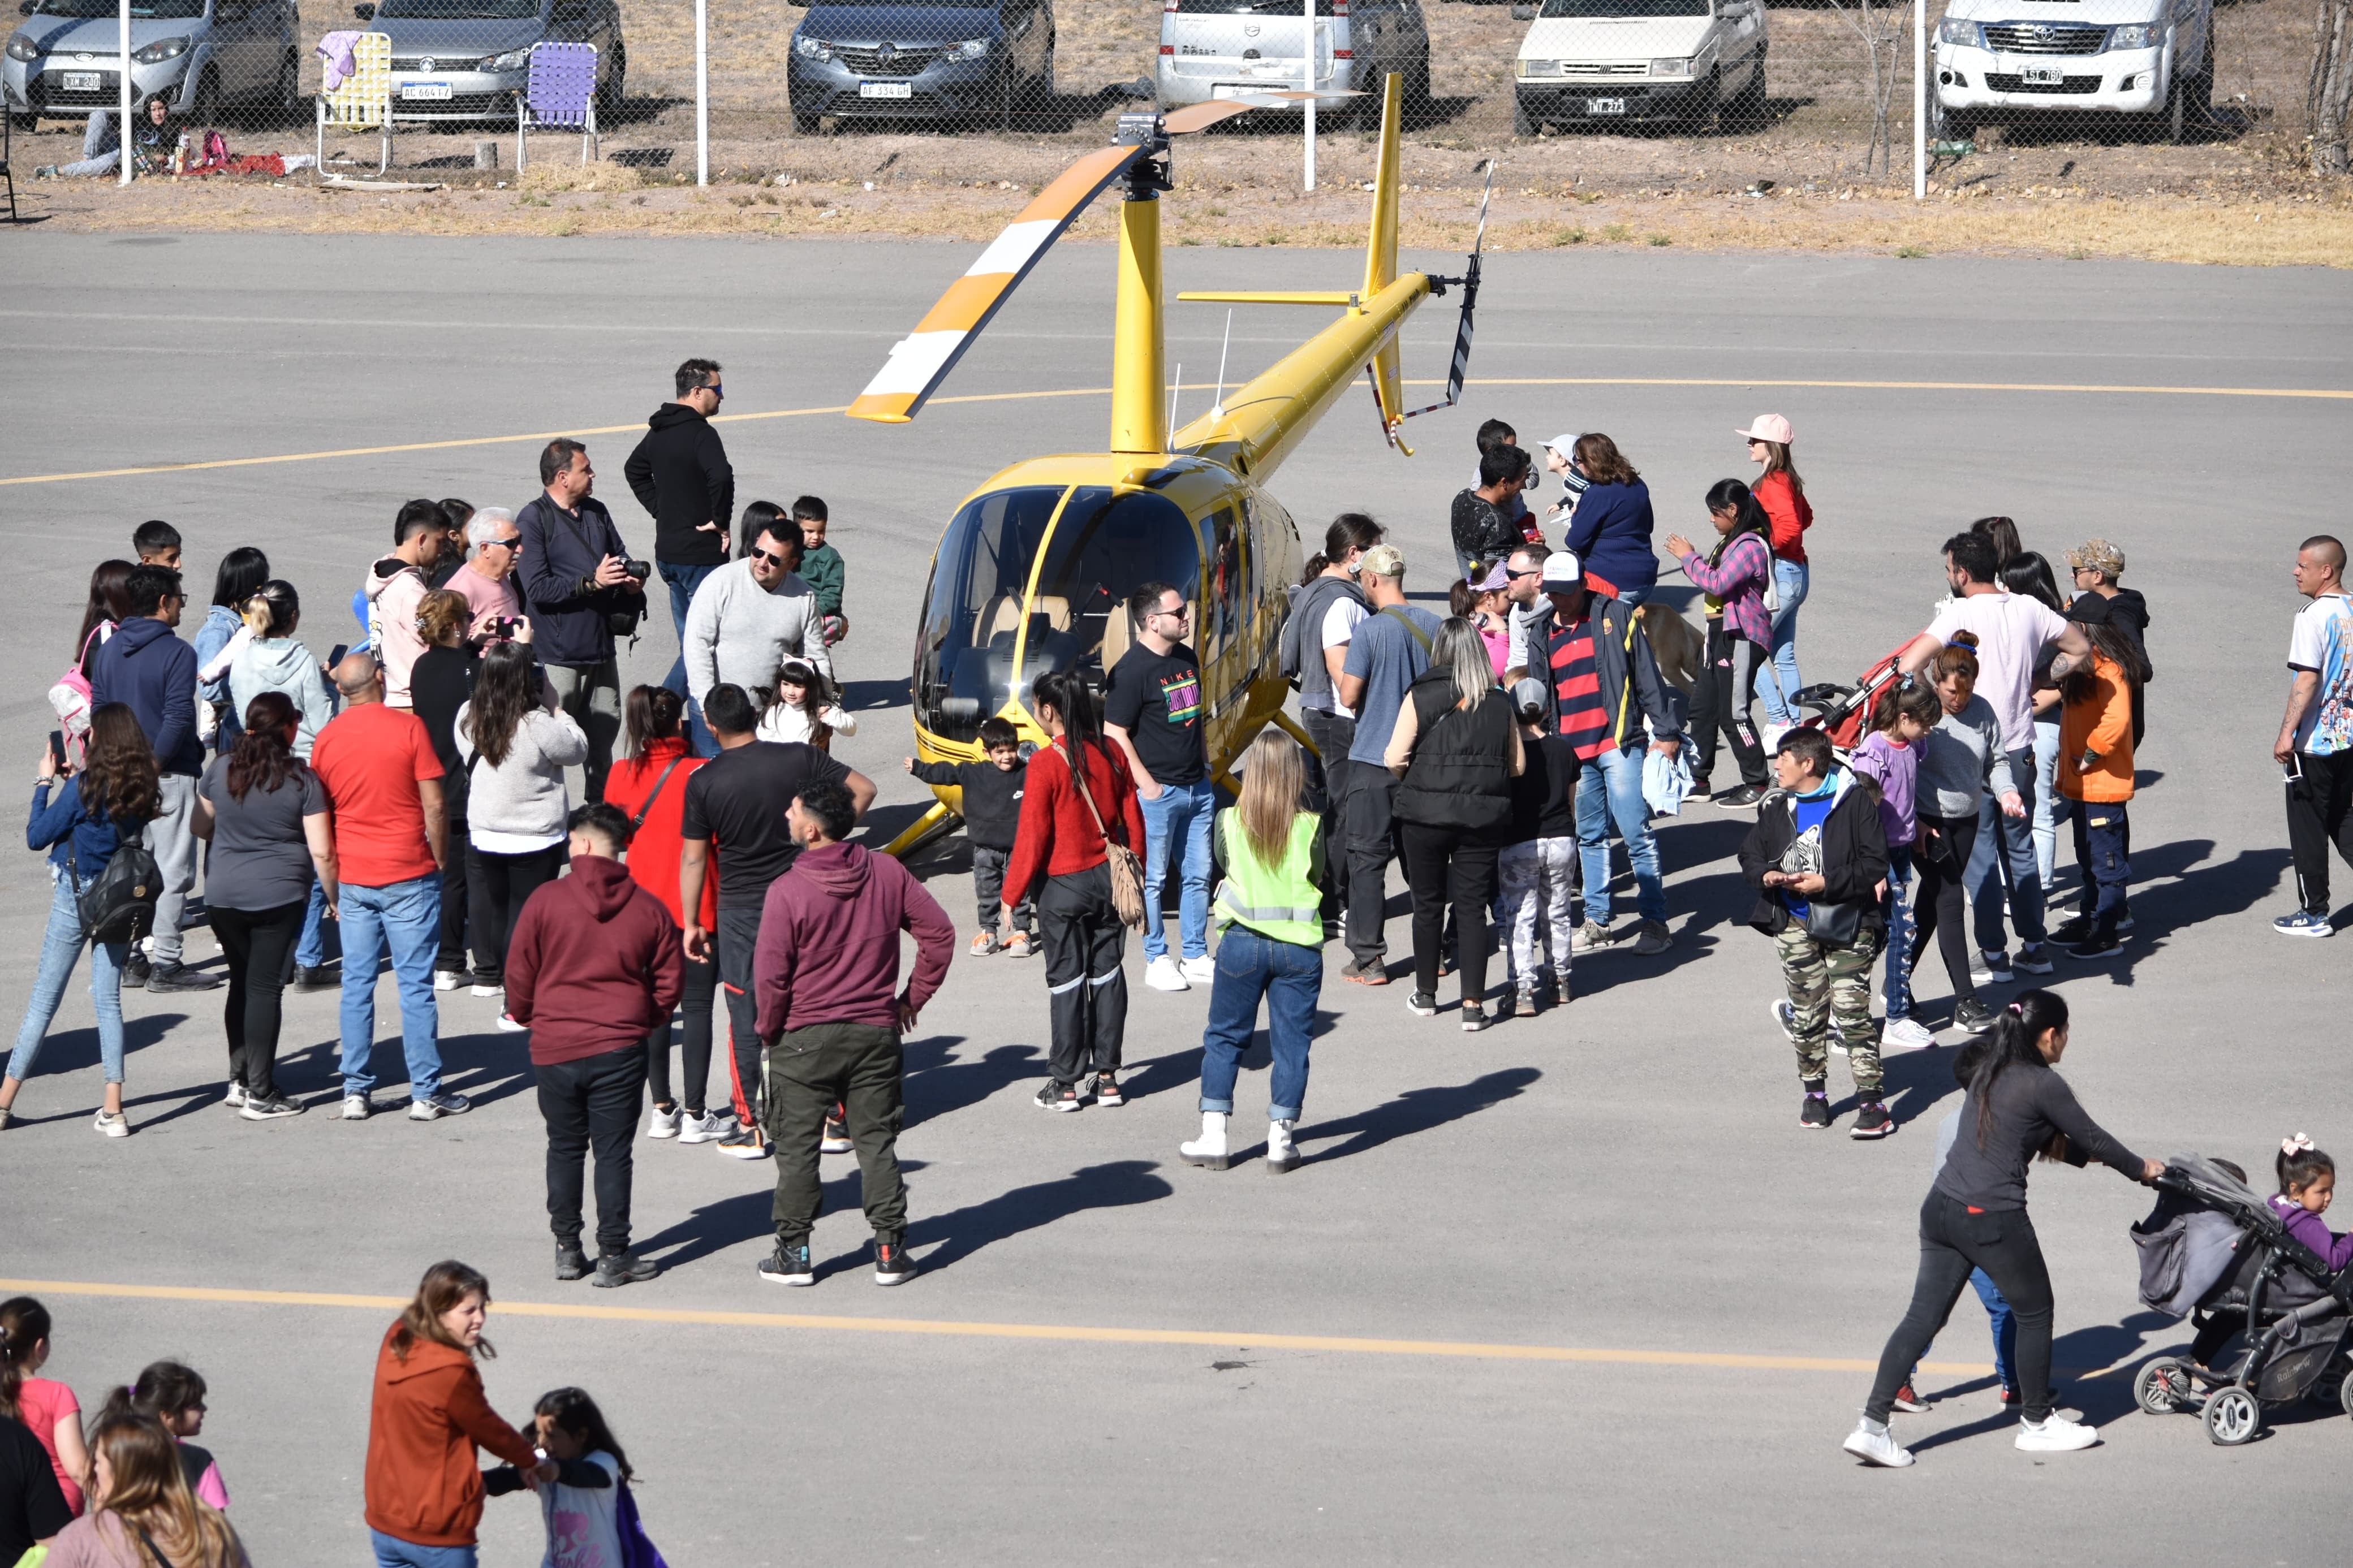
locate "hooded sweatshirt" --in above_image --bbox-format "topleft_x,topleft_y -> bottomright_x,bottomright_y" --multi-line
364,556 -> 432,708
503,856 -> 683,1065
229,636 -> 337,758
623,402 -> 735,567
752,841 -> 955,1040
87,615 -> 202,776
363,1325 -> 538,1549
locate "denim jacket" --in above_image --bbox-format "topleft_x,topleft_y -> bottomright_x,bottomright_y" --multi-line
29,777 -> 135,881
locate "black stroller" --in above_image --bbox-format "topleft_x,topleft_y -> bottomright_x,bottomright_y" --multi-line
2130,1154 -> 2353,1445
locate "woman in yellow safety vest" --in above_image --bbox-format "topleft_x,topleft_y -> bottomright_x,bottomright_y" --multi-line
1178,728 -> 1337,1175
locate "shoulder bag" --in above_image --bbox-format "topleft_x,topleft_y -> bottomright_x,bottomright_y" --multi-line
1378,605 -> 1433,656
627,755 -> 688,830
1059,741 -> 1146,930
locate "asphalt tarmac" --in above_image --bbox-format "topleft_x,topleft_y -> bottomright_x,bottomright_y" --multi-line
3,234 -> 2351,1565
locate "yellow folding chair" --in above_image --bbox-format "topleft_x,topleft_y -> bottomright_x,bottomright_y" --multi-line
315,31 -> 391,174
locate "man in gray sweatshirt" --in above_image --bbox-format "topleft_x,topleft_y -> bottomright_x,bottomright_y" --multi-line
682,515 -> 833,713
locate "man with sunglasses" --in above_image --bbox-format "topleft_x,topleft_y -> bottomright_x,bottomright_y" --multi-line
625,357 -> 737,642
682,513 -> 834,745
1106,582 -> 1213,993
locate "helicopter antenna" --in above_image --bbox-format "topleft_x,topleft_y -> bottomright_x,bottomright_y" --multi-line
1209,308 -> 1233,421
1399,159 -> 1496,422
1169,363 -> 1182,433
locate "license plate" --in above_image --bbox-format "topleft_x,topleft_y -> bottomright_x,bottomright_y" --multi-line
400,81 -> 453,101
2022,64 -> 2063,85
858,81 -> 912,99
1586,97 -> 1626,114
63,71 -> 100,91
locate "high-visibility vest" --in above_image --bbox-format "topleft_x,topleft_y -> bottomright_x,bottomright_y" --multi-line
1212,810 -> 1325,948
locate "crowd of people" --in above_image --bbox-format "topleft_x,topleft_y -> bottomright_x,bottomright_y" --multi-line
6,364 -> 2351,1536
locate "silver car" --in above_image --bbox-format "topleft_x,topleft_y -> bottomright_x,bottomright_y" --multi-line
6,0 -> 301,126
352,0 -> 622,123
1156,0 -> 1429,123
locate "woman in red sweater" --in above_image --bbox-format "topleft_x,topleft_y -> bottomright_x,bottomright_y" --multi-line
1002,669 -> 1146,1113
364,1261 -> 546,1568
1738,413 -> 1815,740
604,686 -> 726,1144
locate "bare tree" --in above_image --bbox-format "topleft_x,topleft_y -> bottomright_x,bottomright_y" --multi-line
1825,0 -> 1910,178
2315,0 -> 2353,173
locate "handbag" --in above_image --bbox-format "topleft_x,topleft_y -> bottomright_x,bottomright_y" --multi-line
1059,741 -> 1145,930
65,807 -> 159,947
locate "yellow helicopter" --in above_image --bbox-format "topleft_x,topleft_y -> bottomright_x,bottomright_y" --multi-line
852,74 -> 1492,856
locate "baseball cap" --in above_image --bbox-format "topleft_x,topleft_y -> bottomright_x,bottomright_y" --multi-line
1735,413 -> 1795,446
1469,560 -> 1511,593
1541,434 -> 1592,496
2066,591 -> 2113,627
1540,550 -> 1583,595
1539,433 -> 1580,456
1510,677 -> 1549,714
1359,543 -> 1407,579
2065,538 -> 2126,577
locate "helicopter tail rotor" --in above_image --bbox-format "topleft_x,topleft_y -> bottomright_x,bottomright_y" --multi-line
1398,158 -> 1495,424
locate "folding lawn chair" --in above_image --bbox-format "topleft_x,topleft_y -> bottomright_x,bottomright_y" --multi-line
515,41 -> 598,171
316,31 -> 392,175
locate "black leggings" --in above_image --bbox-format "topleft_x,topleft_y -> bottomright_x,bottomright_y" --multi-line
1689,624 -> 1766,788
1910,811 -> 1980,1005
645,951 -> 719,1115
1867,1189 -> 2058,1423
214,898 -> 306,1100
1398,819 -> 1501,1007
467,841 -> 567,986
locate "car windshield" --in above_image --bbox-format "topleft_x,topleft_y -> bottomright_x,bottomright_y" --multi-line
375,0 -> 542,18
33,0 -> 205,17
1538,0 -> 1709,16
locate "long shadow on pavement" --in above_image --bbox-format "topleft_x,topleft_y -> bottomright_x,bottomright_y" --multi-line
900,1159 -> 1174,1275
904,1036 -> 1042,1125
639,1162 -> 933,1273
1295,1067 -> 1540,1167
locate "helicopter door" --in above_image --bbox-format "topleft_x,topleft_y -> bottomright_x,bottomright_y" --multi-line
1201,503 -> 1246,716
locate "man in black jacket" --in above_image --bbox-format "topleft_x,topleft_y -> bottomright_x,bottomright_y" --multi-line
623,357 -> 735,641
518,438 -> 644,802
1738,728 -> 1893,1139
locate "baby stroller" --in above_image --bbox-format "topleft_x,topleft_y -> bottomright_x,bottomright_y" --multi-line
2130,1154 -> 2353,1445
1789,645 -> 1910,758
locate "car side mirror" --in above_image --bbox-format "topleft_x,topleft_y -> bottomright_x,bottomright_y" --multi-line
352,1 -> 374,16
1509,3 -> 1535,18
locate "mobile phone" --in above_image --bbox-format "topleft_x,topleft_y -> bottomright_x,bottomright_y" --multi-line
327,644 -> 349,668
46,731 -> 66,771
2282,754 -> 2304,783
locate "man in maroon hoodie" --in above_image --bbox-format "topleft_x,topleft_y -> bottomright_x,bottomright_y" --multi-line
506,802 -> 684,1289
753,778 -> 955,1288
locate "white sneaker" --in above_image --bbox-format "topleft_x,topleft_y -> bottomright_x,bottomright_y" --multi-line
1179,954 -> 1216,985
92,1108 -> 130,1139
469,982 -> 503,998
433,969 -> 467,992
1265,1117 -> 1299,1174
1179,1111 -> 1229,1170
677,1109 -> 736,1144
2015,1413 -> 2099,1452
1145,955 -> 1190,992
223,1082 -> 247,1109
1881,1017 -> 1938,1052
497,1013 -> 529,1033
1841,1418 -> 1914,1468
341,1094 -> 372,1121
646,1103 -> 682,1139
1762,722 -> 1792,753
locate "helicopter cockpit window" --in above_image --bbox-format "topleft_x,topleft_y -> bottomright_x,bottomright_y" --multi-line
1204,506 -> 1244,663
913,485 -> 1065,745
1024,487 -> 1202,690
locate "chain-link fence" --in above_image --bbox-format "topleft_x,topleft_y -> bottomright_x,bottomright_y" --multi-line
0,0 -> 2328,188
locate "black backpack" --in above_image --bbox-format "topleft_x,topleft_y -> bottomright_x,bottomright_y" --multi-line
68,820 -> 160,947
1278,574 -> 1367,688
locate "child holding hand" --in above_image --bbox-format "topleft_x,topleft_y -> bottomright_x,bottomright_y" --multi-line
484,1386 -> 662,1568
2272,1137 -> 2353,1271
1850,683 -> 1941,1052
907,715 -> 1032,956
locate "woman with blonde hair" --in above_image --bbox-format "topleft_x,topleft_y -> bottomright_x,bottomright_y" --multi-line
1178,727 -> 1335,1174
42,1410 -> 249,1567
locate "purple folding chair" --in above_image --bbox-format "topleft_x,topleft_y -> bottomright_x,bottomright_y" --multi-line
516,41 -> 598,169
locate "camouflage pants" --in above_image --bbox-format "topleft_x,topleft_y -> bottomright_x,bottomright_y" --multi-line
1773,923 -> 1884,1095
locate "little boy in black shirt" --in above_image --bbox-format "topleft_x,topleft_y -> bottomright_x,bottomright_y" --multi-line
906,715 -> 1033,955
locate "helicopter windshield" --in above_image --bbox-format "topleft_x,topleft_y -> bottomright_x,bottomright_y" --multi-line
912,484 -> 1201,745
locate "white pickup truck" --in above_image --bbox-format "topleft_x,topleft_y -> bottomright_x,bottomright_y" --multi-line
1930,0 -> 2213,142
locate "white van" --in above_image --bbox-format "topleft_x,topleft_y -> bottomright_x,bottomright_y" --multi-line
1511,0 -> 1766,134
1931,0 -> 2213,142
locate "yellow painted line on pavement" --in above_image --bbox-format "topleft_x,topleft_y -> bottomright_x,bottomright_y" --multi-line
5,375 -> 2345,488
1,1277 -> 2006,1376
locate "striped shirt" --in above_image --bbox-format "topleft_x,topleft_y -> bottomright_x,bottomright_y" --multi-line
1549,619 -> 1611,761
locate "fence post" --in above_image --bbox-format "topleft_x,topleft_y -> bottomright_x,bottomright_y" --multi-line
1912,0 -> 1925,199
1302,0 -> 1315,191
117,0 -> 130,185
695,0 -> 709,187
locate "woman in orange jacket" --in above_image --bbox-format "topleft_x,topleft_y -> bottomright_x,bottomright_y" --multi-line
2052,608 -> 2148,961
365,1261 -> 549,1568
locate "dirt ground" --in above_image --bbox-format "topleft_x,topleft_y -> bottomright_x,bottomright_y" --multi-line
7,0 -> 2348,263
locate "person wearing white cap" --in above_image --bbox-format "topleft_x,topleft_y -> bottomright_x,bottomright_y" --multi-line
1738,414 -> 1814,748
1539,435 -> 1590,533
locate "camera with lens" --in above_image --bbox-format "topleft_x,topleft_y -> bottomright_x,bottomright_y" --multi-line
620,559 -> 653,582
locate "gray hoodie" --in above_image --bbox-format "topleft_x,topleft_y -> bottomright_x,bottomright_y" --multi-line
455,701 -> 589,844
228,637 -> 337,759
1917,693 -> 2018,819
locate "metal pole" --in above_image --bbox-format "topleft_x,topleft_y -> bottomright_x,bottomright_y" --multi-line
1912,0 -> 1926,199
1302,0 -> 1314,191
117,0 -> 130,185
694,0 -> 708,187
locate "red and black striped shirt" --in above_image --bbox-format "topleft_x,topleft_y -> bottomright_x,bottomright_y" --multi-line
1549,619 -> 1611,761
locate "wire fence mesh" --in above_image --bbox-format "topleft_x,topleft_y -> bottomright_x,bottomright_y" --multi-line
0,0 -> 2332,191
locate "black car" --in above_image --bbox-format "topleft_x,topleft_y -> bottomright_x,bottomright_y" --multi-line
787,0 -> 1051,131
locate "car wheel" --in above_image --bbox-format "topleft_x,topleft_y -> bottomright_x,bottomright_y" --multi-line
792,108 -> 820,134
1727,49 -> 1765,129
1931,94 -> 1971,142
188,66 -> 221,128
1687,67 -> 1720,133
597,40 -> 626,122
1036,37 -> 1053,101
1511,96 -> 1535,137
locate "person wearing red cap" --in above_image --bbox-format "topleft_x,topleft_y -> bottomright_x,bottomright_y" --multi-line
1738,414 -> 1813,749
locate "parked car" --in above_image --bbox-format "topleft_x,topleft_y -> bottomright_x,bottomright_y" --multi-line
1931,0 -> 2212,142
5,0 -> 302,127
788,0 -> 1054,132
354,0 -> 623,123
1155,0 -> 1429,123
1510,0 -> 1765,133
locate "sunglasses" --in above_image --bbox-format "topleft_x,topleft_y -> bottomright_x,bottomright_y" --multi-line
486,536 -> 520,551
1507,568 -> 1541,580
1154,603 -> 1190,619
752,546 -> 791,566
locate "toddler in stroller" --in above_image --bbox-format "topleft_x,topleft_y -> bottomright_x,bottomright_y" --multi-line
2130,1144 -> 2353,1446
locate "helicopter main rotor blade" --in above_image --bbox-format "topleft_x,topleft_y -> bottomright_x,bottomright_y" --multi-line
1163,89 -> 1358,136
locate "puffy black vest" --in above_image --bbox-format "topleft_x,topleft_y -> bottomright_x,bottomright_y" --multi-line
1393,675 -> 1515,835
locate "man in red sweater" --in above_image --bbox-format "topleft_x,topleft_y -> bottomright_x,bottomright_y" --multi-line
506,802 -> 684,1288
753,778 -> 954,1288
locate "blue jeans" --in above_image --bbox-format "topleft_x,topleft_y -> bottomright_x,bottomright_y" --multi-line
1912,1267 -> 2019,1395
1759,558 -> 1809,726
1575,744 -> 1665,926
7,872 -> 127,1085
1881,846 -> 1915,1020
1196,926 -> 1320,1121
2029,716 -> 2061,890
1140,779 -> 1216,962
370,1532 -> 477,1568
659,559 -> 722,757
1965,745 -> 2047,954
658,558 -> 719,638
295,878 -> 330,969
338,875 -> 443,1100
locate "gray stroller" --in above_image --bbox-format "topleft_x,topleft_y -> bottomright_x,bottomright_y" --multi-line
2131,1154 -> 2353,1445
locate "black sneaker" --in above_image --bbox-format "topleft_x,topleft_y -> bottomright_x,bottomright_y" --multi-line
1953,997 -> 1997,1034
555,1242 -> 591,1281
1033,1081 -> 1081,1113
1460,1002 -> 1490,1033
1891,1383 -> 1931,1414
2046,915 -> 2097,947
873,1238 -> 917,1286
820,1113 -> 854,1153
292,965 -> 337,993
123,950 -> 152,987
593,1250 -> 658,1288
2063,933 -> 2123,960
1799,1092 -> 1832,1130
1687,775 -> 1714,799
2012,944 -> 2054,976
1979,950 -> 2014,984
758,1241 -> 815,1286
1405,991 -> 1439,1018
1094,1074 -> 1124,1107
1512,986 -> 1539,1019
1850,1101 -> 1897,1140
1715,784 -> 1767,809
147,961 -> 221,993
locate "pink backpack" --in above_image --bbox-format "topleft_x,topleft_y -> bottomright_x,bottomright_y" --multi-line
47,623 -> 110,759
